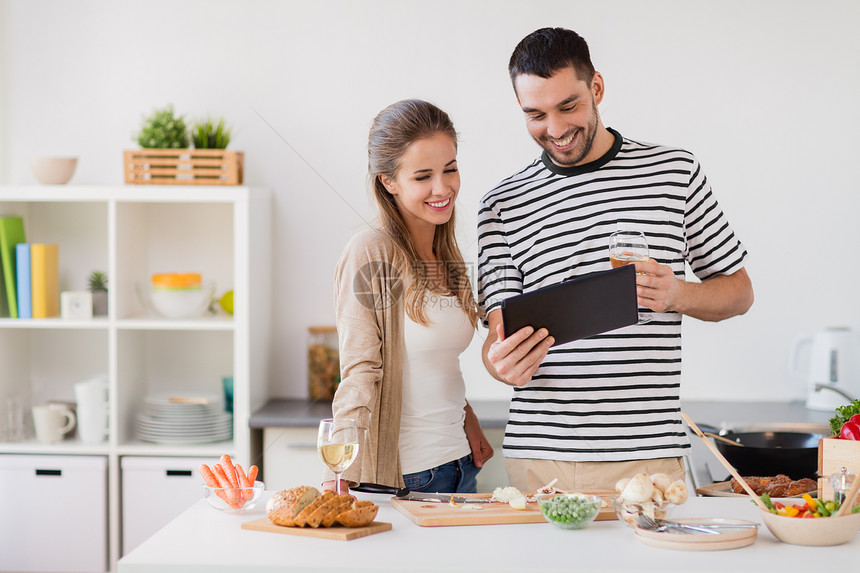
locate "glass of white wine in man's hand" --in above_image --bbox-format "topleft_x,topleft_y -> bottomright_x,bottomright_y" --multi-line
609,230 -> 651,324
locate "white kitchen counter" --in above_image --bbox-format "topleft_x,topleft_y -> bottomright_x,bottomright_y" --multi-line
119,492 -> 857,573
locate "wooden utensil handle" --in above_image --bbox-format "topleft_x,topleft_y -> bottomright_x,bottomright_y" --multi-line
681,413 -> 769,511
704,432 -> 744,447
834,474 -> 860,517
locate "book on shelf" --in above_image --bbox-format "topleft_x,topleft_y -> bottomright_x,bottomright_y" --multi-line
0,216 -> 26,318
31,243 -> 59,318
16,243 -> 32,319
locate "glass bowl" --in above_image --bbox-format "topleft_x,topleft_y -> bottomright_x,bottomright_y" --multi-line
537,493 -> 602,530
136,280 -> 215,319
610,495 -> 674,528
202,480 -> 264,513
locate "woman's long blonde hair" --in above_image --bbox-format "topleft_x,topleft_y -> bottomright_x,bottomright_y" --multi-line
368,99 -> 479,328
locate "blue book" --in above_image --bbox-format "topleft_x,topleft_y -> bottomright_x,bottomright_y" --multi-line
16,243 -> 31,319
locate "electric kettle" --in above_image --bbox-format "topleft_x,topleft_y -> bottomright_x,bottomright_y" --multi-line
792,327 -> 860,411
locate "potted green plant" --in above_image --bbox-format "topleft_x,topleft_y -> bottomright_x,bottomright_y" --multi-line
135,105 -> 189,149
88,270 -> 108,316
191,118 -> 232,149
124,105 -> 243,185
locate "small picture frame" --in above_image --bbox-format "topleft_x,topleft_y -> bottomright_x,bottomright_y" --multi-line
61,291 -> 93,319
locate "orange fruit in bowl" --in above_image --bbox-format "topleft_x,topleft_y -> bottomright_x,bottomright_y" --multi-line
152,273 -> 202,289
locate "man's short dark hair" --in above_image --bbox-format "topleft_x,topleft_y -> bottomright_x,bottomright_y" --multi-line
508,27 -> 595,88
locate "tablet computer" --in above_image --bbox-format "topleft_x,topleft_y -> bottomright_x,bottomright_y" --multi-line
500,265 -> 638,346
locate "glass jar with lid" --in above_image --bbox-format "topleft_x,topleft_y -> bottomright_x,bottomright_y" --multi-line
307,326 -> 340,400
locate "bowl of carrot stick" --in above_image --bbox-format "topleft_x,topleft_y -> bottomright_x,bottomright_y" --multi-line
199,455 -> 264,513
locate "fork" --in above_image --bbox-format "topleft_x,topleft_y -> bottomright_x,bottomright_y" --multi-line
633,512 -> 721,535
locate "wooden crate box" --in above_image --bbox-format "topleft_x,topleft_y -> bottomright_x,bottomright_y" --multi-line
124,149 -> 244,185
818,436 -> 860,500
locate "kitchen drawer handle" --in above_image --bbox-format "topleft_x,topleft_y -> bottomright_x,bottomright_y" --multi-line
166,469 -> 194,477
35,469 -> 62,477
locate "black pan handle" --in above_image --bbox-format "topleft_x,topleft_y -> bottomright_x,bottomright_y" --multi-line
352,482 -> 409,497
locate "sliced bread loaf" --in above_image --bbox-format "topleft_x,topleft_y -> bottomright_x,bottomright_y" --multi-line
265,486 -> 319,527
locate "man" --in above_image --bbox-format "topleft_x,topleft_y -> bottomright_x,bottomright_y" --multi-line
477,27 -> 754,492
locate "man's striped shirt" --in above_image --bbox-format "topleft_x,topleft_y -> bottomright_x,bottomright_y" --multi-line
477,129 -> 748,462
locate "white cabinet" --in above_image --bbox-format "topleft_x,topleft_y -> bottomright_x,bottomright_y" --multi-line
0,185 -> 271,572
120,456 -> 219,555
262,427 -> 324,490
0,454 -> 108,572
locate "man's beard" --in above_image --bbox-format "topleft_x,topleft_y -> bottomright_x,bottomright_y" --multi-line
541,103 -> 599,167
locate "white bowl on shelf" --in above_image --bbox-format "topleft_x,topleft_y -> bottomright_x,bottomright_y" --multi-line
136,281 -> 215,319
29,156 -> 78,184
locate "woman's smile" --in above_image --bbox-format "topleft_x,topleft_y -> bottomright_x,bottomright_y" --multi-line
426,197 -> 452,211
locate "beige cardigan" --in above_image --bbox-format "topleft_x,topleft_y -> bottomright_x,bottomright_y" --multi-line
330,229 -> 406,488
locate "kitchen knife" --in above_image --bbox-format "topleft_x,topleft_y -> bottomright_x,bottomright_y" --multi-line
353,483 -> 494,503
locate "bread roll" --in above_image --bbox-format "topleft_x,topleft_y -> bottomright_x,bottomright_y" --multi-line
664,480 -> 689,505
649,473 -> 673,494
620,473 -> 654,503
615,478 -> 631,494
266,486 -> 319,527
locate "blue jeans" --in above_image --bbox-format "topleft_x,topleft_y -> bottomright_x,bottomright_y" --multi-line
402,453 -> 480,494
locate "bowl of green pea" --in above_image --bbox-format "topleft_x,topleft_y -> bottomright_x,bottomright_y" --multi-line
537,493 -> 603,530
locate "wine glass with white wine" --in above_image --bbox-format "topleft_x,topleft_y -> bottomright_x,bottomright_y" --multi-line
609,230 -> 651,324
317,418 -> 359,495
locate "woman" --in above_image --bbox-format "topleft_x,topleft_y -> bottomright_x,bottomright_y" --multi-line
323,99 -> 493,494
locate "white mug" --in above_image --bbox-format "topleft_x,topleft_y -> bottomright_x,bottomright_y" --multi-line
32,404 -> 76,444
74,377 -> 109,444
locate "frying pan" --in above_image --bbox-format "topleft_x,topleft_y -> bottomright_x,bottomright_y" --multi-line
696,423 -> 827,480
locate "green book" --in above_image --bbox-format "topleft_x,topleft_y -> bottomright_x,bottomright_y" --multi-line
0,216 -> 26,318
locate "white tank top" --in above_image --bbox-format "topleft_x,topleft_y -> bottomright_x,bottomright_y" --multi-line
399,293 -> 474,474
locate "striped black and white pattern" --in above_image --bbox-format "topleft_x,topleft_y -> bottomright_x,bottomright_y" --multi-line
477,129 -> 748,462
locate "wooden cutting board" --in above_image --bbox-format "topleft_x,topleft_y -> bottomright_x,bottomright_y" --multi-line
391,492 -> 617,527
241,518 -> 392,541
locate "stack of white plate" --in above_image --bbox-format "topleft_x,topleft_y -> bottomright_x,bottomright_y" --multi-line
137,393 -> 233,444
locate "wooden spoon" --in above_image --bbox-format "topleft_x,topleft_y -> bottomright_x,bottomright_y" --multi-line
704,432 -> 744,447
834,474 -> 860,518
682,412 -> 769,511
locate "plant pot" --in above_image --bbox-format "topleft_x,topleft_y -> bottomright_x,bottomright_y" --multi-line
92,291 -> 108,316
124,149 -> 244,185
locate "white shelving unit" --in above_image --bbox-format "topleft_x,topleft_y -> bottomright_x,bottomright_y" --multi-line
0,185 -> 271,572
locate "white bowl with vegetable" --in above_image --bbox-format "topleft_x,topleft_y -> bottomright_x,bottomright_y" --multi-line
537,493 -> 602,529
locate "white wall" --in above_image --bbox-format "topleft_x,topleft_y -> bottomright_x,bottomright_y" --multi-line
2,0 -> 859,403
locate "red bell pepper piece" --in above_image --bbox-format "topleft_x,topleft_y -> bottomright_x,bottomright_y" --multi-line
839,415 -> 860,440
